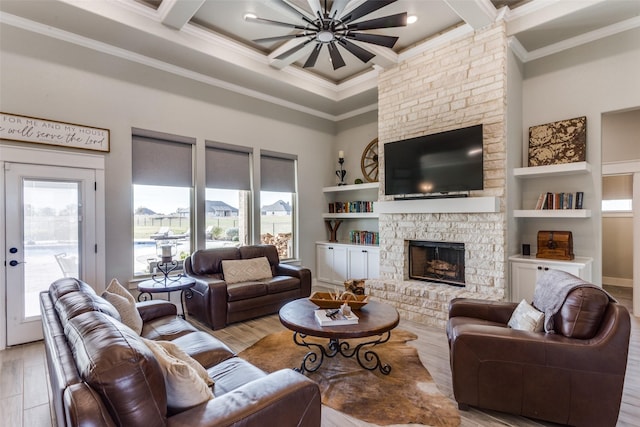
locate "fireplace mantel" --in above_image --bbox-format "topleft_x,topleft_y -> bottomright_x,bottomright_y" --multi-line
376,196 -> 499,214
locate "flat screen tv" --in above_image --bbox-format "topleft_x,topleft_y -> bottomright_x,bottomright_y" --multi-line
384,124 -> 483,197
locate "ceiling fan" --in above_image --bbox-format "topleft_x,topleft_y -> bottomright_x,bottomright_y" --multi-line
246,0 -> 407,70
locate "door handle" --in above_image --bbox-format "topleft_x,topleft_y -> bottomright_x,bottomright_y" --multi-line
9,260 -> 25,267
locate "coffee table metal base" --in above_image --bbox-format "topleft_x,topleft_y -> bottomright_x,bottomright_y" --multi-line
292,331 -> 392,375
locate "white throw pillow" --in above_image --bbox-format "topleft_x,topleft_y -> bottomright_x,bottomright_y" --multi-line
221,257 -> 273,284
508,299 -> 545,332
154,340 -> 213,386
143,338 -> 214,411
105,278 -> 137,305
102,291 -> 144,335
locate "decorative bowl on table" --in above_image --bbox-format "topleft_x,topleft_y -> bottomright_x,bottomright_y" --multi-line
309,291 -> 369,309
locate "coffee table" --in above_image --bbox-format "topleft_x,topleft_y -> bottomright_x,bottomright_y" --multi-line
279,298 -> 399,375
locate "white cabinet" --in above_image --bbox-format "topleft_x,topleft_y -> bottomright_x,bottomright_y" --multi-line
316,243 -> 379,284
347,246 -> 380,280
316,244 -> 347,284
509,255 -> 593,303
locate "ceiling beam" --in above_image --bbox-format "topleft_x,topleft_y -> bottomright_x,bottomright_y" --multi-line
505,0 -> 608,36
443,0 -> 497,29
160,0 -> 205,30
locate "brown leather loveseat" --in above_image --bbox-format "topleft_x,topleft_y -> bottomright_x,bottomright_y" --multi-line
184,244 -> 311,330
447,282 -> 630,426
41,277 -> 321,427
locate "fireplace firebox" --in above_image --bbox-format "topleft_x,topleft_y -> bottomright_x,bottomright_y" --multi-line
409,240 -> 465,286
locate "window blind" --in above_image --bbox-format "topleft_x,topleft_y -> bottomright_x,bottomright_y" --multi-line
603,174 -> 633,200
205,145 -> 251,190
132,135 -> 193,187
260,153 -> 296,193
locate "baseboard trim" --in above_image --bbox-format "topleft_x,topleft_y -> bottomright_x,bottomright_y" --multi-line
603,276 -> 633,288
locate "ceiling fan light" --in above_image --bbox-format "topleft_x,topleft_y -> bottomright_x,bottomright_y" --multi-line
407,15 -> 418,25
317,30 -> 334,43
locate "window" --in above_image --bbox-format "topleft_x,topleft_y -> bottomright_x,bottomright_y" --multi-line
132,133 -> 194,276
260,152 -> 297,260
602,174 -> 633,212
205,142 -> 253,248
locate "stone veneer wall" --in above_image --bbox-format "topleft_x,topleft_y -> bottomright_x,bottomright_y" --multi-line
368,22 -> 508,327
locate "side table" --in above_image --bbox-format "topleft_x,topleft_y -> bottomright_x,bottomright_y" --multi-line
137,276 -> 195,319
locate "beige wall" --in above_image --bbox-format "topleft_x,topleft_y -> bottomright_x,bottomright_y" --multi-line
0,25 -> 336,286
602,109 -> 640,163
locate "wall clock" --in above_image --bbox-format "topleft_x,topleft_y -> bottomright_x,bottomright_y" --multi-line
360,138 -> 379,182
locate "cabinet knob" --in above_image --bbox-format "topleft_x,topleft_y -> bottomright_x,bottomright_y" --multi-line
362,250 -> 367,253
544,267 -> 549,271
537,266 -> 542,270
328,247 -> 333,250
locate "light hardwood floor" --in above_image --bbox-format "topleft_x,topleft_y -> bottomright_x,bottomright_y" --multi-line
1,285 -> 636,427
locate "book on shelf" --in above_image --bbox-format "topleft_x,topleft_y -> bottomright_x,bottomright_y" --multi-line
349,230 -> 379,245
328,201 -> 374,214
533,192 -> 584,210
314,309 -> 359,326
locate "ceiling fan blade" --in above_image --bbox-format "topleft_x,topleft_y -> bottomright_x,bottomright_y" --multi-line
346,12 -> 407,31
338,38 -> 375,63
303,44 -> 322,68
306,0 -> 323,20
254,34 -> 308,43
328,42 -> 346,70
328,0 -> 349,19
347,32 -> 399,48
245,16 -> 308,30
275,39 -> 314,60
341,0 -> 397,25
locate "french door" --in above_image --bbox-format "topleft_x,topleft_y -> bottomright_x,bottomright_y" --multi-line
5,163 -> 96,345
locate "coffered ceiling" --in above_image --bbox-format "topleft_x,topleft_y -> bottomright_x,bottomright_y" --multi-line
1,0 -> 638,120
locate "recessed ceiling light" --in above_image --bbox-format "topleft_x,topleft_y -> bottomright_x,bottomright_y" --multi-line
243,13 -> 257,21
407,15 -> 418,25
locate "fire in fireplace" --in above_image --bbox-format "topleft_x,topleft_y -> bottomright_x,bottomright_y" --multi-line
409,240 -> 465,286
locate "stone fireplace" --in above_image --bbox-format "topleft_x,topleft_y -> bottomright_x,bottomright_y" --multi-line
408,240 -> 465,286
367,22 -> 509,327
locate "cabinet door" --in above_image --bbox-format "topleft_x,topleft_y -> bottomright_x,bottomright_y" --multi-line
348,248 -> 368,279
333,246 -> 348,283
366,248 -> 380,279
511,262 -> 540,303
316,245 -> 334,283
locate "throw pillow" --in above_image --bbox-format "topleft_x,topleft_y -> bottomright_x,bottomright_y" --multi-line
102,291 -> 144,335
105,278 -> 137,305
154,340 -> 213,386
143,338 -> 214,411
221,257 -> 273,284
508,299 -> 544,332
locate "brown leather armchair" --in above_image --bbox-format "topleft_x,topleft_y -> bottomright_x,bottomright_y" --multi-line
447,287 -> 631,427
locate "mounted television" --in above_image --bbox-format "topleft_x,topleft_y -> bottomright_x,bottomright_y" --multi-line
384,124 -> 483,197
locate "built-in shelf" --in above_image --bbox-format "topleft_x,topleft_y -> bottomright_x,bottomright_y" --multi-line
513,161 -> 591,178
322,213 -> 379,219
513,209 -> 592,218
323,182 -> 379,193
376,196 -> 499,214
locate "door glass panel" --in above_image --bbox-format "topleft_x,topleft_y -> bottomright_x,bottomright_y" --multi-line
23,179 -> 80,318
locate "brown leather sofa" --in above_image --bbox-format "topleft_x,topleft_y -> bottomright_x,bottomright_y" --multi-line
447,287 -> 630,427
184,244 -> 311,330
41,277 -> 321,427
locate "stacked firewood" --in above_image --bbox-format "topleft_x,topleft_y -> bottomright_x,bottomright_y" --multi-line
260,232 -> 292,258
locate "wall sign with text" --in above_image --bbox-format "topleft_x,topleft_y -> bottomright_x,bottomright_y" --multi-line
0,112 -> 110,152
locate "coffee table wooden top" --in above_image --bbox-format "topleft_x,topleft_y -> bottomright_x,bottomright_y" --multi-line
279,298 -> 399,339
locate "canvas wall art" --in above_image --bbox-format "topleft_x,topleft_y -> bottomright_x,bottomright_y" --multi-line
528,116 -> 586,166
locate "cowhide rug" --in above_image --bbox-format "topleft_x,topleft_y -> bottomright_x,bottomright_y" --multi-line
238,329 -> 460,426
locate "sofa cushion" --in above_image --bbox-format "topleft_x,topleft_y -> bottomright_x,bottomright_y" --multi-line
54,291 -> 121,324
226,282 -> 268,301
141,315 -> 198,341
171,331 -> 235,368
554,287 -> 609,339
49,277 -> 97,302
190,247 -> 239,276
102,290 -> 143,335
65,311 -> 167,427
143,339 -> 214,412
222,257 -> 273,284
265,276 -> 300,294
208,357 -> 267,396
508,299 -> 544,332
